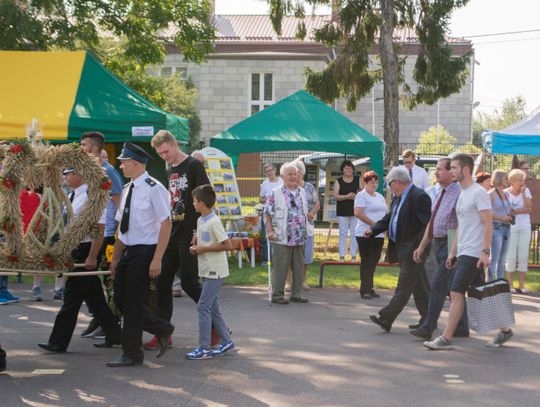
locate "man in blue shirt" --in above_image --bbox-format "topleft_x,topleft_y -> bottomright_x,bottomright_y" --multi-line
79,131 -> 123,339
365,167 -> 432,333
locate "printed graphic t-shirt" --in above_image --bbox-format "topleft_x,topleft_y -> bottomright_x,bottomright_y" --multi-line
167,156 -> 210,245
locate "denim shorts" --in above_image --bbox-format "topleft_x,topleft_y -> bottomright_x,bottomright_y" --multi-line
450,255 -> 484,294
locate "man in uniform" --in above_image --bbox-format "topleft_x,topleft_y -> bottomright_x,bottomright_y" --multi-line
107,142 -> 174,367
148,130 -> 210,349
39,168 -> 122,353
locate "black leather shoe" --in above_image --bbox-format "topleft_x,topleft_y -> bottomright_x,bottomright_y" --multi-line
271,298 -> 289,305
454,330 -> 470,338
81,318 -> 99,338
408,323 -> 421,330
156,336 -> 170,358
106,356 -> 142,367
409,327 -> 432,340
369,315 -> 392,333
38,343 -> 66,353
370,291 -> 381,298
94,340 -> 121,348
289,297 -> 309,303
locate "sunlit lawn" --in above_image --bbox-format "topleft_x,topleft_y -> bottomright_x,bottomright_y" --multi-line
12,257 -> 540,293
227,258 -> 540,293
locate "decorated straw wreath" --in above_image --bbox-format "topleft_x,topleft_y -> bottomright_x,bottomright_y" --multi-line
0,138 -> 112,273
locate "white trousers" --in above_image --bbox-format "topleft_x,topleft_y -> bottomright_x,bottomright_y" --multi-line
338,216 -> 358,258
506,228 -> 531,272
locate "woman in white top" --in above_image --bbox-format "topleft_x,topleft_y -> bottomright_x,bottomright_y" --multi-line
505,169 -> 532,293
354,171 -> 388,299
260,164 -> 283,265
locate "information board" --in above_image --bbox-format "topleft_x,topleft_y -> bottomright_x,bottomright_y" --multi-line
200,147 -> 242,219
322,167 -> 341,222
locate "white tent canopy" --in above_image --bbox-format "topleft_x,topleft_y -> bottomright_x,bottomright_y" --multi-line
482,106 -> 540,154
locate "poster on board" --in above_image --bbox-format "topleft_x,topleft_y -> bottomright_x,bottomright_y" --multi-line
322,167 -> 340,222
304,164 -> 319,190
200,147 -> 242,219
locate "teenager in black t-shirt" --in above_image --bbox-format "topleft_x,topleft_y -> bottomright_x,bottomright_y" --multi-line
149,131 -> 210,350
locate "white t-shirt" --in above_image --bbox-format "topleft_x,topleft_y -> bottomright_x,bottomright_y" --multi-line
354,190 -> 388,238
401,164 -> 430,190
196,212 -> 229,279
260,179 -> 283,199
505,187 -> 532,230
456,183 -> 492,258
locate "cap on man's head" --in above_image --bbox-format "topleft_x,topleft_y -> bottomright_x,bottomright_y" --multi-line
117,142 -> 152,164
62,167 -> 76,175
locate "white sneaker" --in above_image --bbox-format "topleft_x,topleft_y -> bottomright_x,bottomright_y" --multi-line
424,335 -> 454,350
486,329 -> 513,348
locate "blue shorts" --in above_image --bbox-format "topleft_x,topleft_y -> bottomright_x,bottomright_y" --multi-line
450,255 -> 484,294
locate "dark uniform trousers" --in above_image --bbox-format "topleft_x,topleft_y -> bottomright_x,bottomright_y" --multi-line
114,244 -> 174,362
157,243 -> 202,321
49,242 -> 122,349
379,241 -> 430,325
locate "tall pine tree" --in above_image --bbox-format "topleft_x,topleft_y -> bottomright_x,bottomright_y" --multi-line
266,0 -> 471,165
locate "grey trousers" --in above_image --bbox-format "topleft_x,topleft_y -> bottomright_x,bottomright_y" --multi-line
197,278 -> 231,349
271,243 -> 305,300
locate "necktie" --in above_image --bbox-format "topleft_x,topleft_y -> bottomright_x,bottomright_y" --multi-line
120,183 -> 134,234
428,188 -> 446,238
408,168 -> 413,183
64,191 -> 75,224
388,196 -> 401,241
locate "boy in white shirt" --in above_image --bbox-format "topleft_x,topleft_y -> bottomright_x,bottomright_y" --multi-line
187,185 -> 234,359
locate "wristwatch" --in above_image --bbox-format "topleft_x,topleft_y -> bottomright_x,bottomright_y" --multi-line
482,249 -> 490,255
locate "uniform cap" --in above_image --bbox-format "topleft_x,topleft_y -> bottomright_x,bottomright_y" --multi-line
62,167 -> 76,175
117,142 -> 152,164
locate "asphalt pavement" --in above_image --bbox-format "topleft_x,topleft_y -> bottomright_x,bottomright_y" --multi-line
1,283 -> 539,406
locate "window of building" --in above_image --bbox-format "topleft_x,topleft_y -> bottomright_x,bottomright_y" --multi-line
160,66 -> 187,79
249,72 -> 273,115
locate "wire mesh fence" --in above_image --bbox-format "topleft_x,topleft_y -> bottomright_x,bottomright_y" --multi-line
232,144 -> 540,263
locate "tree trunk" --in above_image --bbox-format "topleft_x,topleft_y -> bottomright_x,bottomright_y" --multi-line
379,0 -> 400,167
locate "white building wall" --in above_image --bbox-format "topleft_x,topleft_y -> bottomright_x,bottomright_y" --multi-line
164,53 -> 472,146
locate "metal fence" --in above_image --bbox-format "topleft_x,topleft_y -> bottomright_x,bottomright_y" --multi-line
232,143 -> 540,263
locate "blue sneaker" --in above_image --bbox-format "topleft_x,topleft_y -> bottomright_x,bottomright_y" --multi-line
212,341 -> 235,357
32,287 -> 42,302
185,347 -> 213,360
53,288 -> 64,300
0,290 -> 19,304
0,296 -> 9,305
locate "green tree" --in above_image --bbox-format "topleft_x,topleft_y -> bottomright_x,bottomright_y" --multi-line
265,0 -> 471,165
473,95 -> 528,145
0,0 -> 215,65
416,125 -> 456,155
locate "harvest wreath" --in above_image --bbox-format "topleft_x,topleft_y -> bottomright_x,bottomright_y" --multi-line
0,139 -> 111,273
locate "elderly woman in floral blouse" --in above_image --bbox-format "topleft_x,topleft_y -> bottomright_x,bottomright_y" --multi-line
264,162 -> 310,305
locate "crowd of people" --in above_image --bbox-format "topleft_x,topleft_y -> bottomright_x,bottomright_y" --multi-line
1,131 -> 235,369
260,150 -> 533,350
0,140 -> 535,370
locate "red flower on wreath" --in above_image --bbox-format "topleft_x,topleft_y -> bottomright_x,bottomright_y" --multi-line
42,255 -> 55,269
9,144 -> 24,154
7,255 -> 18,262
100,178 -> 112,191
1,217 -> 15,232
1,177 -> 17,189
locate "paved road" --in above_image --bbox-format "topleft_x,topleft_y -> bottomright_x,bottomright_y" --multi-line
1,283 -> 539,406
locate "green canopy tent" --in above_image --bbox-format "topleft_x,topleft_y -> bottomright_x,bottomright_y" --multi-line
210,90 -> 385,187
0,50 -> 189,182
